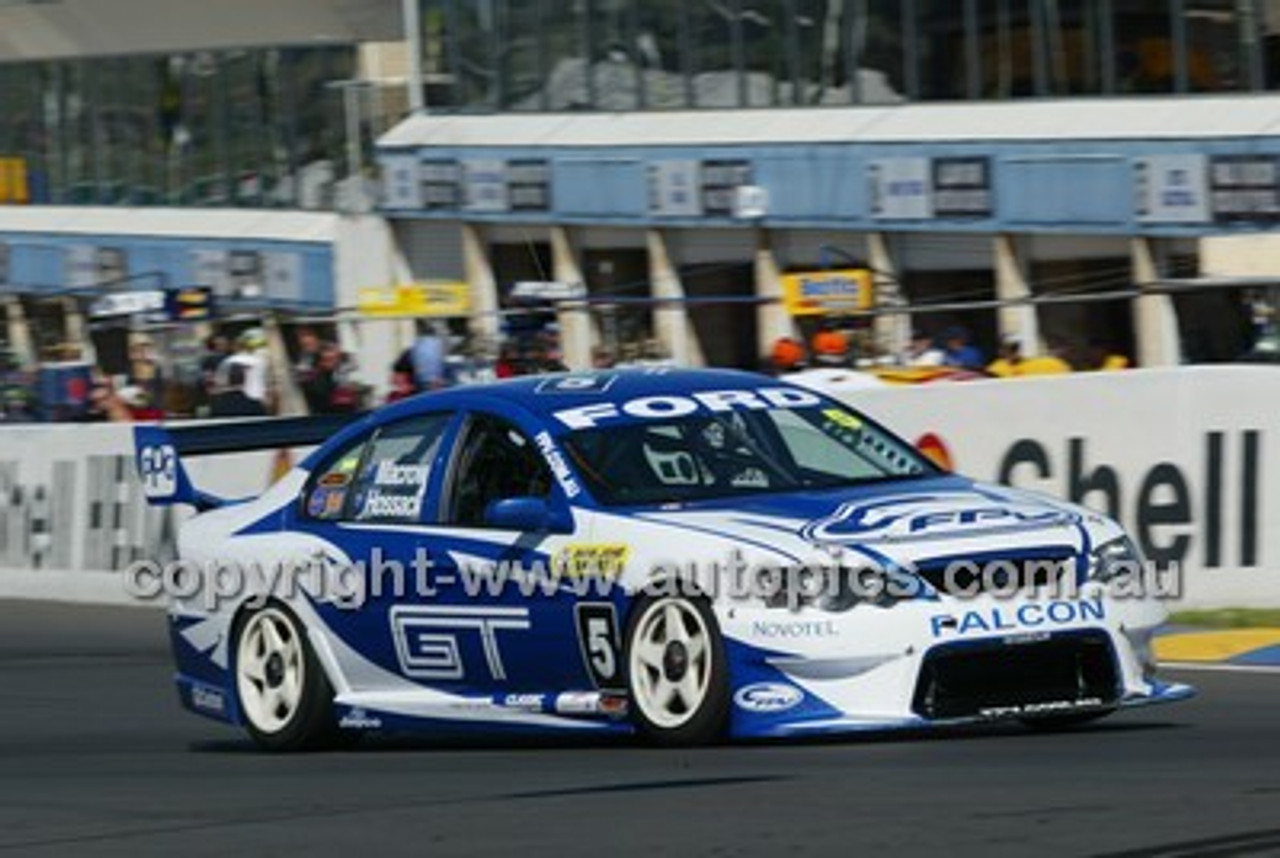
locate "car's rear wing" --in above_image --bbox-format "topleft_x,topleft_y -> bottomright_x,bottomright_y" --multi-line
133,414 -> 366,511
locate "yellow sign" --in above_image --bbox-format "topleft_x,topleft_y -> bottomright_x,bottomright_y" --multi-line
780,268 -> 872,316
356,282 -> 471,318
0,157 -> 30,205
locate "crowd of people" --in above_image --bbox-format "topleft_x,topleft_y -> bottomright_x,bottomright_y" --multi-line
769,323 -> 1130,379
0,315 -> 1155,425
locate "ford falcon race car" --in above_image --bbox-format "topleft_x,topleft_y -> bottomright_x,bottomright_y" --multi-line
134,369 -> 1191,750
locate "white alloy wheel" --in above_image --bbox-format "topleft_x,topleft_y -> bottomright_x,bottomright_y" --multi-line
627,595 -> 726,741
236,607 -> 307,736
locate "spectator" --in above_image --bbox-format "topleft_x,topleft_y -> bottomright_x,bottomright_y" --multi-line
494,342 -> 519,379
591,345 -> 616,370
903,329 -> 945,367
386,367 -> 417,403
990,334 -> 1073,377
811,326 -> 850,367
941,326 -> 984,369
81,378 -> 133,423
117,385 -> 166,421
987,334 -> 1025,378
126,335 -> 165,409
211,360 -> 268,417
408,327 -> 448,390
199,334 -> 232,412
770,336 -> 808,374
215,328 -> 272,414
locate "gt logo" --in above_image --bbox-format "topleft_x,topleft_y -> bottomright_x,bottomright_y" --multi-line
390,606 -> 530,681
138,444 -> 178,498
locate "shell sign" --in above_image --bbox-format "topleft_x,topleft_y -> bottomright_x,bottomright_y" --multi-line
780,268 -> 872,316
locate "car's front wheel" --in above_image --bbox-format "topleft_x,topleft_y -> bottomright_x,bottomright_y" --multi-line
625,593 -> 729,745
233,603 -> 338,751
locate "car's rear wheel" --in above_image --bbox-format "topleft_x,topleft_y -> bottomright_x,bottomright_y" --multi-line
234,603 -> 338,751
625,593 -> 728,745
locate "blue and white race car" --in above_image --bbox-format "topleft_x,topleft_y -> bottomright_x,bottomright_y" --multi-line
135,369 -> 1191,750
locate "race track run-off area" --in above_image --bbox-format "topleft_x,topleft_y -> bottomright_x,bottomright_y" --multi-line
1,601 -> 1279,857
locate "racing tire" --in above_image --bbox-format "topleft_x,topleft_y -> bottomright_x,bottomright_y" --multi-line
1020,709 -> 1116,732
233,602 -> 340,752
625,593 -> 729,746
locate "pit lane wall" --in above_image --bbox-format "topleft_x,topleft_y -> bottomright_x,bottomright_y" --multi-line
0,423 -> 285,605
0,365 -> 1275,609
839,366 -> 1277,610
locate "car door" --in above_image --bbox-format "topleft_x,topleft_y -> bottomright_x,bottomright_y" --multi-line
424,409 -> 625,697
290,411 -> 461,692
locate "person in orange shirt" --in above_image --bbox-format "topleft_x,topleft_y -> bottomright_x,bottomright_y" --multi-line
811,326 -> 850,367
770,336 -> 808,374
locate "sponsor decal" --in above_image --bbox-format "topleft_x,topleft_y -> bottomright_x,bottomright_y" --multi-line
391,605 -> 531,681
502,693 -> 545,712
535,374 -> 618,394
559,544 -> 628,578
553,387 -> 821,430
803,493 -> 1072,544
138,444 -> 178,499
190,684 -> 226,715
323,489 -> 346,516
929,597 -> 1105,639
823,408 -> 862,431
750,619 -> 840,640
535,431 -> 582,498
734,682 -> 804,713
979,697 -> 1105,719
999,432 -> 1261,569
338,707 -> 383,730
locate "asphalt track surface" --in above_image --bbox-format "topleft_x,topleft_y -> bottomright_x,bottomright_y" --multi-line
2,602 -> 1279,857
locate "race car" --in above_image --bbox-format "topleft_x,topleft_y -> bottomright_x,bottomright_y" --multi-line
134,368 -> 1191,750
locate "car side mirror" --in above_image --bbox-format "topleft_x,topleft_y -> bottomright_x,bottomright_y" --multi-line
484,496 -> 566,532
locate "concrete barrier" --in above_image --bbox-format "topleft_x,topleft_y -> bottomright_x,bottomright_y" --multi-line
1,366 -> 1275,609
832,366 -> 1279,609
0,422 -> 286,605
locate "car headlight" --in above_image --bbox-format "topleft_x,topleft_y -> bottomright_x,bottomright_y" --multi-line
761,564 -> 903,612
1090,536 -> 1142,584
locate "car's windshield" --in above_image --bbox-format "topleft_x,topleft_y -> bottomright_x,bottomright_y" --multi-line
562,403 -> 936,505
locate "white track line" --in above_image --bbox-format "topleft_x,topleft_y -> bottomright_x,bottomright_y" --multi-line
1161,661 -> 1280,675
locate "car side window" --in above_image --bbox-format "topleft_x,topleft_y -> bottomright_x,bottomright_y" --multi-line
303,414 -> 450,524
447,414 -> 553,528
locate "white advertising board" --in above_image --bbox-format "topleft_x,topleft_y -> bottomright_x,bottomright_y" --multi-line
838,367 -> 1278,609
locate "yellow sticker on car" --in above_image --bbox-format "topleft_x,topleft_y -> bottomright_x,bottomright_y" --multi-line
557,544 -> 630,578
823,408 -> 863,430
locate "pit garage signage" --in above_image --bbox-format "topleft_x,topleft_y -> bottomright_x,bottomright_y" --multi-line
868,158 -> 931,220
1209,154 -> 1280,222
648,161 -> 701,217
781,269 -> 873,316
932,156 -> 993,218
380,152 -> 424,210
463,160 -> 509,213
1135,155 -> 1210,224
421,159 -> 462,210
356,282 -> 471,317
700,160 -> 754,217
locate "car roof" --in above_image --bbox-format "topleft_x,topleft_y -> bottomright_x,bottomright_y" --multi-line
372,367 -> 788,428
